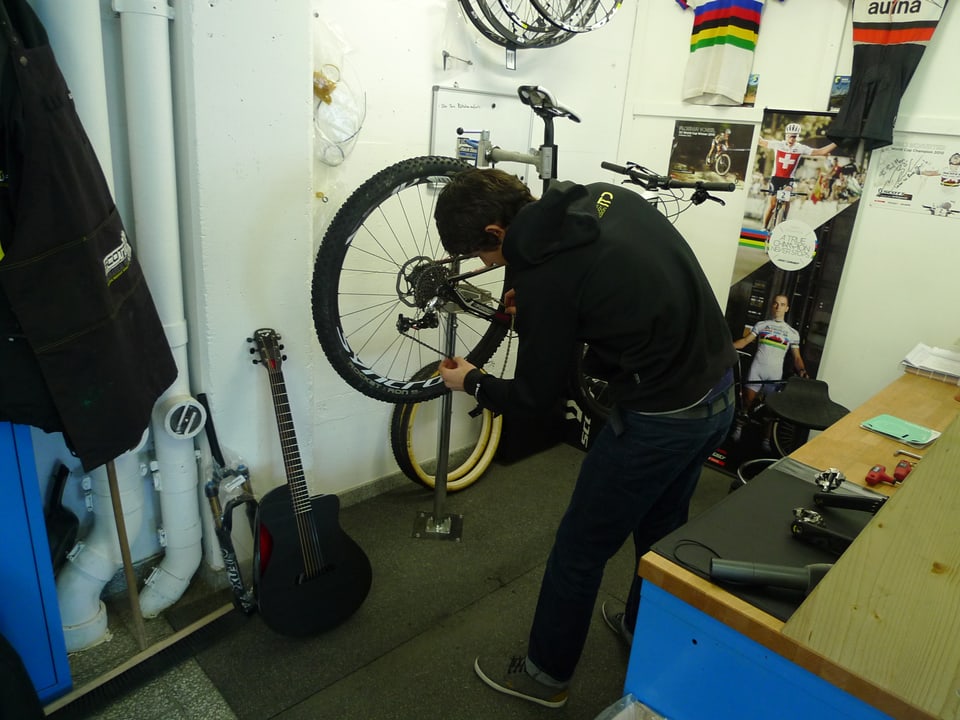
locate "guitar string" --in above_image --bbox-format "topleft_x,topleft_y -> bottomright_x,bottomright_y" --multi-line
268,364 -> 326,578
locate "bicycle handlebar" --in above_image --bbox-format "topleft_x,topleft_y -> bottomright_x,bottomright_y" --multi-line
760,188 -> 809,197
601,161 -> 735,192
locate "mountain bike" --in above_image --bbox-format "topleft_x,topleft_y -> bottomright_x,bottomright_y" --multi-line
705,147 -> 749,177
312,85 -> 577,406
312,87 -> 735,489
761,184 -> 808,231
921,201 -> 959,217
313,85 -> 577,490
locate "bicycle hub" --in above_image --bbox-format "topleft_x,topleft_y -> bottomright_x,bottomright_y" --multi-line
397,256 -> 453,308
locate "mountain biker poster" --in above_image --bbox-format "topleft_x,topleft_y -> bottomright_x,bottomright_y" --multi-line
667,120 -> 754,184
870,142 -> 960,219
710,109 -> 871,476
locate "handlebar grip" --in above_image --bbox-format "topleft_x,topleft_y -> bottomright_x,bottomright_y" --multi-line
666,180 -> 736,192
600,161 -> 630,174
696,181 -> 736,192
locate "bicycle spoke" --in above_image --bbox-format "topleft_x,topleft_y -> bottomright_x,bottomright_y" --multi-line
313,157 -> 507,402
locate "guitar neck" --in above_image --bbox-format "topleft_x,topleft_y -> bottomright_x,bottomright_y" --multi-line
264,364 -> 312,513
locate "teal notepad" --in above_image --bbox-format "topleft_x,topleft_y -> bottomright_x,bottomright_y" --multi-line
860,414 -> 941,447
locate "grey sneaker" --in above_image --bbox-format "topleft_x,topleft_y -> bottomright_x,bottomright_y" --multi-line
601,601 -> 634,647
474,655 -> 568,708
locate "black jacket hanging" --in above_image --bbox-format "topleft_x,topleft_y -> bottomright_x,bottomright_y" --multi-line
0,0 -> 177,471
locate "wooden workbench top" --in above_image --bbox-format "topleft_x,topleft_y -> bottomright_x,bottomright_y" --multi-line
640,372 -> 960,720
790,372 -> 960,494
783,409 -> 960,720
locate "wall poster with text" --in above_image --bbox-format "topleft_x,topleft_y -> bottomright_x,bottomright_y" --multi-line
870,142 -> 960,219
668,119 -> 755,186
707,109 -> 871,478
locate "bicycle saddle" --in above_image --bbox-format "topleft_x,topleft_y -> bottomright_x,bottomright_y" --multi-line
517,85 -> 581,123
765,377 -> 849,431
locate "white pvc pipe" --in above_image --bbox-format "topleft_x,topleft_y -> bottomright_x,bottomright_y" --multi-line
56,453 -> 144,652
114,0 -> 203,617
31,0 -> 116,192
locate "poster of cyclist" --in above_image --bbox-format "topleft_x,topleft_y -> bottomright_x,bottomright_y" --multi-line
667,120 -> 754,184
870,142 -> 960,219
708,109 -> 871,478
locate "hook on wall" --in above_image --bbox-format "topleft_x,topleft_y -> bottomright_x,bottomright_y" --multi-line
442,50 -> 473,71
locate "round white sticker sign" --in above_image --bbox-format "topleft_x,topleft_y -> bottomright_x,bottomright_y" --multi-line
766,219 -> 817,270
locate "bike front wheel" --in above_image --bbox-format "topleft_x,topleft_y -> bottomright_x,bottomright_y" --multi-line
312,156 -> 509,403
715,153 -> 731,176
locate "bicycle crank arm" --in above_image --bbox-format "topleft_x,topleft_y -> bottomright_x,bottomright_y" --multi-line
813,492 -> 887,515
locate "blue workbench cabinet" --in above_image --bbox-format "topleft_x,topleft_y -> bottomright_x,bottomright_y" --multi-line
0,422 -> 72,703
625,583 -> 890,720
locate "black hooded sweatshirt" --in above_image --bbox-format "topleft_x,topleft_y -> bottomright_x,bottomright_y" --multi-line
468,180 -> 736,415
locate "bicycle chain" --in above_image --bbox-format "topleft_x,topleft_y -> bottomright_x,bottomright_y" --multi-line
398,314 -> 516,379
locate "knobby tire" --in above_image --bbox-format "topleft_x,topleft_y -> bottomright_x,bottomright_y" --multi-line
312,156 -> 508,404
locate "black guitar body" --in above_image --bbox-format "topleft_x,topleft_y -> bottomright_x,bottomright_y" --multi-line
253,485 -> 372,637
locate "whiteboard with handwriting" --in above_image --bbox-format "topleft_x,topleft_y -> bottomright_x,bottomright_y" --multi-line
430,86 -> 535,186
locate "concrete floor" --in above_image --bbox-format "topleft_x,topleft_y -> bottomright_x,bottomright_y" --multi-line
47,441 -> 732,720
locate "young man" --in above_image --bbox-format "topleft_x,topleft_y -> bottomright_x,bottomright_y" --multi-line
758,122 -> 836,228
434,168 -> 736,708
706,128 -> 731,169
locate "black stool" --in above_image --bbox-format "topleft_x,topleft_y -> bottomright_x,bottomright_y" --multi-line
764,376 -> 850,456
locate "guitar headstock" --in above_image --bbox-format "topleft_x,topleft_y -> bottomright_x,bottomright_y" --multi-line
249,328 -> 286,370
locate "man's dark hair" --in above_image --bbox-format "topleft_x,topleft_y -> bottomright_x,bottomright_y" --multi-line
434,168 -> 536,256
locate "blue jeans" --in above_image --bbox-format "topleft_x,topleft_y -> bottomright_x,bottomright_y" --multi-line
526,398 -> 733,682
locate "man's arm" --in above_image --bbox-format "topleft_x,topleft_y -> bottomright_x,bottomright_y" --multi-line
790,346 -> 808,377
757,136 -> 770,149
733,332 -> 756,350
809,143 -> 837,157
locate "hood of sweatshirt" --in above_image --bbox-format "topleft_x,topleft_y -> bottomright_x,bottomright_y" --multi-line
502,181 -> 600,269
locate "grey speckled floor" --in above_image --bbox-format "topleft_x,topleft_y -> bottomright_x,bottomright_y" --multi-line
49,441 -> 732,720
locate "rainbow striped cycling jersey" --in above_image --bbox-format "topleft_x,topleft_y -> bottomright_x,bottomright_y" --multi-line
675,0 -> 785,106
939,165 -> 960,187
749,319 -> 800,374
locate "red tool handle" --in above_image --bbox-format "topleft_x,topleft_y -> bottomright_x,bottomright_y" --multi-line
865,464 -> 897,486
893,460 -> 913,482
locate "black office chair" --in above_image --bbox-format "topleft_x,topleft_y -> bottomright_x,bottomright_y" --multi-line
763,376 -> 850,456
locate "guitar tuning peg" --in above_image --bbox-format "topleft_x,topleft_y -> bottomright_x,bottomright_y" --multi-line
245,337 -> 252,342
282,355 -> 287,361
252,359 -> 259,364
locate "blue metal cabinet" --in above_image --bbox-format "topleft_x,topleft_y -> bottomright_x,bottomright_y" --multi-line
624,583 -> 890,720
0,422 -> 71,703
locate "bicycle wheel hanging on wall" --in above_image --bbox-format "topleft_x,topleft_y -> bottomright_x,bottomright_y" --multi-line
505,0 -> 622,33
312,156 -> 509,404
458,0 -> 575,48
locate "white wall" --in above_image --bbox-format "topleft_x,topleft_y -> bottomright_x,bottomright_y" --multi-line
29,0 -> 960,561
174,0 -> 641,503
620,0 -> 960,411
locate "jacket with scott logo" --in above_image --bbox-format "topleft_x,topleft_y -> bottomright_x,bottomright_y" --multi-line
472,181 -> 736,415
0,0 -> 176,470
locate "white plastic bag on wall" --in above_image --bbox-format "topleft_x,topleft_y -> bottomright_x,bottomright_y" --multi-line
312,12 -> 365,166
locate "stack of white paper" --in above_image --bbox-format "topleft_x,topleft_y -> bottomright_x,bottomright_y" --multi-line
902,343 -> 960,385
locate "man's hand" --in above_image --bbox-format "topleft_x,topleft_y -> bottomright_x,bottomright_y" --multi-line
438,356 -> 477,391
503,289 -> 517,316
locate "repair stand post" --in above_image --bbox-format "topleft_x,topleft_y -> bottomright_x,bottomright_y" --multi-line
412,309 -> 463,542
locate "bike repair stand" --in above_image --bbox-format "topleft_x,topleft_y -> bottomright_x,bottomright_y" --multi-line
412,311 -> 463,542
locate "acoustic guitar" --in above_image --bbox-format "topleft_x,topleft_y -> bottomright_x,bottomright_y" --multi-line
249,328 -> 372,636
